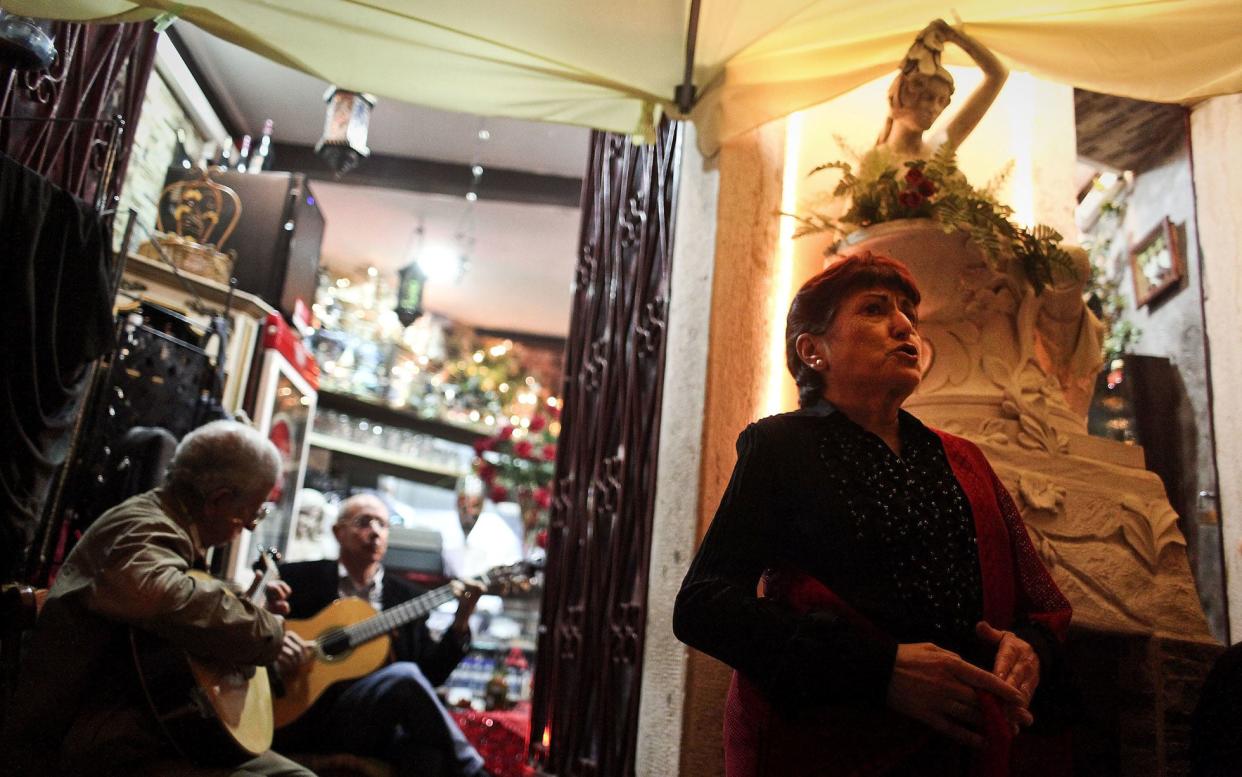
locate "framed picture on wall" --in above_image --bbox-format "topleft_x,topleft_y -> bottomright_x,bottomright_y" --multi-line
1129,218 -> 1184,308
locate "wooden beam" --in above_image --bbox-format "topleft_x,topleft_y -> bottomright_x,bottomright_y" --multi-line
268,142 -> 582,207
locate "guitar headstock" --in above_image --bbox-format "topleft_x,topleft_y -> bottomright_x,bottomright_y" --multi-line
252,547 -> 282,576
476,558 -> 544,596
243,547 -> 282,603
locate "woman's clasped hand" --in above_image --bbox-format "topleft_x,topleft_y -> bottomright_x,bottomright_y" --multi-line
887,621 -> 1040,749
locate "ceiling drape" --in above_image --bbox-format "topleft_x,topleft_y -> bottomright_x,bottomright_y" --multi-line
9,0 -> 1242,152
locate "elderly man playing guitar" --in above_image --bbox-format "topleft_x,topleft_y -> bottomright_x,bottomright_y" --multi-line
273,493 -> 491,777
1,420 -> 312,777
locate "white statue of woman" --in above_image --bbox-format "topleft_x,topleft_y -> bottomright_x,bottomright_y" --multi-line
876,19 -> 1008,164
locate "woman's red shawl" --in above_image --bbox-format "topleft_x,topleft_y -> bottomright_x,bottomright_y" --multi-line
722,431 -> 1072,777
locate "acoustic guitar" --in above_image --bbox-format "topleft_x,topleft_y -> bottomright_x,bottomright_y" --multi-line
273,560 -> 537,728
131,550 -> 281,766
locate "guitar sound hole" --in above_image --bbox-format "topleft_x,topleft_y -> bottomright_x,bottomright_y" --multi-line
319,629 -> 351,659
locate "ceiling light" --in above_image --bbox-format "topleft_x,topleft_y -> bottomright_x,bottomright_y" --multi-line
417,244 -> 464,283
315,87 -> 376,176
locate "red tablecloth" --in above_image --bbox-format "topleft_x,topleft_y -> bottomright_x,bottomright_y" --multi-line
450,702 -> 534,777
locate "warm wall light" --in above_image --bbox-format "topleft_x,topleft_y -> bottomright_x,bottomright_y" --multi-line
765,113 -> 804,417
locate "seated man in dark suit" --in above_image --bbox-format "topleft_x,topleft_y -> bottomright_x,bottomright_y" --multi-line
274,493 -> 489,777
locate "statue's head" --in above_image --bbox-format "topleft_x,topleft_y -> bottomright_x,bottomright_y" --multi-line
886,66 -> 955,136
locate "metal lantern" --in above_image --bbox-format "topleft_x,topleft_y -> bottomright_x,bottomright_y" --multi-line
0,11 -> 56,70
314,87 -> 376,176
395,261 -> 426,327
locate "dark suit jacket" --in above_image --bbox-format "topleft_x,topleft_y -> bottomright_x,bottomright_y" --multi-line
279,559 -> 470,687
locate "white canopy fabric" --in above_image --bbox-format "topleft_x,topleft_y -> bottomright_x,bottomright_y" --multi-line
12,0 -> 1242,152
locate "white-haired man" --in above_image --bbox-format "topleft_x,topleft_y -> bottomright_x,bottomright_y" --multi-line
1,420 -> 313,776
275,492 -> 491,777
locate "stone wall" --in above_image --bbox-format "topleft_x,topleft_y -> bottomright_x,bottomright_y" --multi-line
113,68 -> 209,250
1080,142 -> 1226,641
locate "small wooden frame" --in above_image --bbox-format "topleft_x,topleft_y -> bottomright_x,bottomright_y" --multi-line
1129,218 -> 1184,308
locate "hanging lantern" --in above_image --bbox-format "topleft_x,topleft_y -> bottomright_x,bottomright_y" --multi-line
395,261 -> 426,327
315,87 -> 376,176
0,12 -> 56,70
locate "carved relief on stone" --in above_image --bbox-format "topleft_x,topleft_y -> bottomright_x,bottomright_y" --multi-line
831,220 -> 1212,644
945,419 -> 1210,641
836,220 -> 1099,439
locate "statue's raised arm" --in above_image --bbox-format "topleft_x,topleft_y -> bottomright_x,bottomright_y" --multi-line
876,19 -> 1008,162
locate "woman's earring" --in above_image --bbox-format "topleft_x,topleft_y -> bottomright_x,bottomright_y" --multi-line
814,359 -> 824,368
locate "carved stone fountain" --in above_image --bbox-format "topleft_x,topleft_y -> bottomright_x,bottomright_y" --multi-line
835,219 -> 1220,774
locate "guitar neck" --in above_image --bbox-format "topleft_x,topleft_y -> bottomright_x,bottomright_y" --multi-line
340,584 -> 460,648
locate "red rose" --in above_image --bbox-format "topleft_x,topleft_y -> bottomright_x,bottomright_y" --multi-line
528,415 -> 547,432
918,179 -> 936,197
535,528 -> 548,549
533,486 -> 552,509
498,426 -> 515,441
542,444 -> 557,461
477,463 -> 496,483
472,437 -> 493,455
898,190 -> 924,209
489,484 -> 509,502
904,167 -> 924,185
514,440 -> 534,458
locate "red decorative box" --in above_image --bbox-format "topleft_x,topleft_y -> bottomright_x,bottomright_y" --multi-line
262,312 -> 319,389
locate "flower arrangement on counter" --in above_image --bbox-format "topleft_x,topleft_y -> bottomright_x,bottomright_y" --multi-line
786,145 -> 1077,294
472,404 -> 560,539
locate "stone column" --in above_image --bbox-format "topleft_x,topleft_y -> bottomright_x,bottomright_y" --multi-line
635,119 -> 788,777
635,121 -> 719,776
1190,94 -> 1242,643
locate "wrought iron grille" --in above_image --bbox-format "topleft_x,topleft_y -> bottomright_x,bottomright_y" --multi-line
530,119 -> 683,777
26,311 -> 217,584
0,19 -> 157,212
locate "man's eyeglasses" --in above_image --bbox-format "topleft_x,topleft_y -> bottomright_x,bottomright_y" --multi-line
344,513 -> 389,530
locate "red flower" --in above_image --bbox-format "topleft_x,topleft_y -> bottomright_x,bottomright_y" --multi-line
514,440 -> 534,458
542,444 -> 557,461
528,415 -> 547,432
917,179 -> 936,197
497,426 -> 515,441
898,190 -> 924,209
535,528 -> 548,549
477,462 -> 497,483
533,486 -> 552,509
489,484 -> 509,502
472,437 -> 493,455
904,167 -> 924,185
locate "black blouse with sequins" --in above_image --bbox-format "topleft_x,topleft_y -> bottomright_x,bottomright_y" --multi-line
816,408 -> 984,654
673,403 -> 1049,712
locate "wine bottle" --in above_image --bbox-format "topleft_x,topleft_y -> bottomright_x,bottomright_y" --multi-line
172,128 -> 193,170
248,119 -> 273,174
216,142 -> 233,172
236,134 -> 252,172
197,140 -> 217,170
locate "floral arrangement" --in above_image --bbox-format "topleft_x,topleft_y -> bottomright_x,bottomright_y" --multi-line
472,408 -> 559,537
787,145 -> 1077,294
